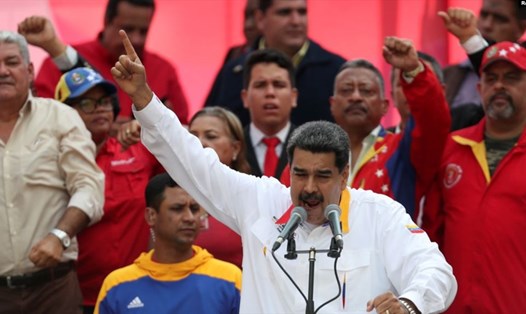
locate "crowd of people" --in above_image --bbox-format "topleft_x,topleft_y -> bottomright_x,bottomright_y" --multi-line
1,0 -> 525,313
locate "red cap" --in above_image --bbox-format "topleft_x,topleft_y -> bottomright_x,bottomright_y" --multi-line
480,41 -> 526,73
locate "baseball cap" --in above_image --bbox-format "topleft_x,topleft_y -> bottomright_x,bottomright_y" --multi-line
55,67 -> 117,103
480,41 -> 526,73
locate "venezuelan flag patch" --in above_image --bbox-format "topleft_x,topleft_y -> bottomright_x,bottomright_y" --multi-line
406,224 -> 424,234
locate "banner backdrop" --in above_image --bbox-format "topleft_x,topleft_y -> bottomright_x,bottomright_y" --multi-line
1,0 -> 486,125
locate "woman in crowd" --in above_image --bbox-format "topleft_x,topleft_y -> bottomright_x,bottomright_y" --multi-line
188,107 -> 251,269
55,67 -> 164,314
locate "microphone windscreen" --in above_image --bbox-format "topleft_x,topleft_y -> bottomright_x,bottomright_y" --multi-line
324,204 -> 341,218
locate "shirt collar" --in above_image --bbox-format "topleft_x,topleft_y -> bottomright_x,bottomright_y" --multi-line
250,122 -> 291,146
18,91 -> 34,118
258,38 -> 310,67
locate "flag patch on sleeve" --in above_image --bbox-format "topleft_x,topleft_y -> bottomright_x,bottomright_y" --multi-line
406,224 -> 424,234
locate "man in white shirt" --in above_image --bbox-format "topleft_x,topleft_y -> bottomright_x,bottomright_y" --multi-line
0,30 -> 104,314
111,30 -> 457,314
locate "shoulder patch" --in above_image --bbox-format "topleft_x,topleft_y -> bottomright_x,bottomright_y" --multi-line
406,224 -> 424,234
443,163 -> 463,189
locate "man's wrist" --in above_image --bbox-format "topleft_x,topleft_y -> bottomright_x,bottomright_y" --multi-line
461,32 -> 488,54
53,45 -> 79,70
132,85 -> 154,110
399,298 -> 420,314
49,228 -> 71,249
402,61 -> 424,80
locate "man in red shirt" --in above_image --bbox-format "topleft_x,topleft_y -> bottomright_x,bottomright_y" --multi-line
330,37 -> 450,220
424,40 -> 526,314
27,0 -> 189,130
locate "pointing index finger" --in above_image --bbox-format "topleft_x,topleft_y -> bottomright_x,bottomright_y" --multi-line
119,29 -> 138,60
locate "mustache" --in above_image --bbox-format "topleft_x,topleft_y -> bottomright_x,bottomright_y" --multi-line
299,192 -> 323,203
489,92 -> 513,105
344,102 -> 368,113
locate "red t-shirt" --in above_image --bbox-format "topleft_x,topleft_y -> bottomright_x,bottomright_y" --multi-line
35,36 -> 189,123
77,138 -> 164,306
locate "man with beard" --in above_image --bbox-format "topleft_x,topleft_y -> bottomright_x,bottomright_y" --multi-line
110,30 -> 457,314
422,41 -> 526,313
330,37 -> 450,221
443,0 -> 526,109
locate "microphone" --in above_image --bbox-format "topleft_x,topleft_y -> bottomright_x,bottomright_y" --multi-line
324,204 -> 343,249
272,206 -> 307,252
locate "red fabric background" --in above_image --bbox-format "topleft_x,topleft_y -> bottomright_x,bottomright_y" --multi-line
2,0 -> 487,125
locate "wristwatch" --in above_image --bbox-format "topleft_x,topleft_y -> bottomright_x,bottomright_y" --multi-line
402,61 -> 425,79
399,298 -> 419,314
50,228 -> 71,249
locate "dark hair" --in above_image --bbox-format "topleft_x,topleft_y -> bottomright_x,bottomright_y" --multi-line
245,0 -> 259,18
258,0 -> 273,12
189,107 -> 252,174
243,48 -> 296,89
336,59 -> 385,98
104,0 -> 155,24
508,0 -> 526,21
286,121 -> 349,172
389,51 -> 444,86
258,0 -> 307,13
145,173 -> 178,212
418,51 -> 444,84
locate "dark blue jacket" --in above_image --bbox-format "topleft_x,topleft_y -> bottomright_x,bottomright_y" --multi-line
205,39 -> 346,126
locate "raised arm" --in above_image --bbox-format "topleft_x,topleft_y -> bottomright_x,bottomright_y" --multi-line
382,36 -> 421,74
18,16 -> 66,58
438,8 -> 479,44
110,30 -> 153,109
383,36 -> 451,209
18,16 -> 94,72
438,8 -> 487,73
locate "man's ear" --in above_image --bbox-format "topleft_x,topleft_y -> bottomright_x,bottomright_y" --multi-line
340,164 -> 350,190
28,62 -> 34,81
291,88 -> 298,108
145,207 -> 156,226
255,9 -> 265,33
241,89 -> 249,109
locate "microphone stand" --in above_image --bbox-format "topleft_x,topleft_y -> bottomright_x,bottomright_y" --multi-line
284,237 -> 340,314
306,248 -> 316,314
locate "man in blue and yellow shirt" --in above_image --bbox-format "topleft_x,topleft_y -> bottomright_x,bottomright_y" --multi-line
95,173 -> 241,314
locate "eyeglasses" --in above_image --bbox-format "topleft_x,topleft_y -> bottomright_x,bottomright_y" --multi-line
71,96 -> 113,114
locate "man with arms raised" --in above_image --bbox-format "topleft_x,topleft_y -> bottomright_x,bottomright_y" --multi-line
330,38 -> 450,220
111,30 -> 456,314
423,40 -> 526,313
